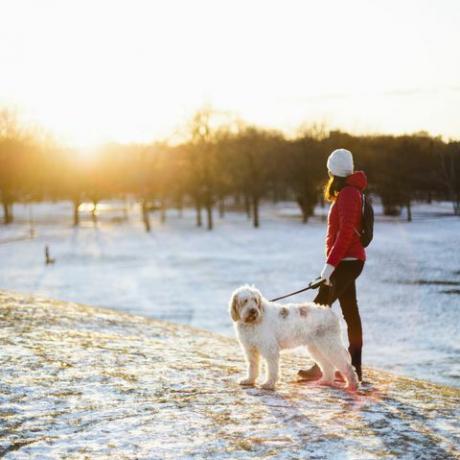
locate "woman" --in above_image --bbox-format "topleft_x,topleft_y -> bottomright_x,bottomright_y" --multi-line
298,148 -> 367,382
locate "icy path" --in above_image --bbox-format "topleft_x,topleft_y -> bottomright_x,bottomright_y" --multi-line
0,291 -> 459,459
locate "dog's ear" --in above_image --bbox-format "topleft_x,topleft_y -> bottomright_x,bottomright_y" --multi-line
255,291 -> 264,311
254,291 -> 261,306
229,293 -> 240,321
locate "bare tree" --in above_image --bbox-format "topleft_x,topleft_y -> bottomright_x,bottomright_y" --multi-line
185,108 -> 218,230
0,108 -> 39,224
439,141 -> 460,215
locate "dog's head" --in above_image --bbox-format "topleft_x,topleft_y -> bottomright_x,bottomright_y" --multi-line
229,285 -> 264,324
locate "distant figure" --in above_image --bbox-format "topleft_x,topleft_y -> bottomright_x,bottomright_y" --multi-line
298,149 -> 368,383
45,245 -> 56,265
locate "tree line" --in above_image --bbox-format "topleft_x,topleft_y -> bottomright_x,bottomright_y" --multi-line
1,107 -> 459,231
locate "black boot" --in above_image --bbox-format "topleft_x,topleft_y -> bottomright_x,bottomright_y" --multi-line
297,364 -> 322,381
354,364 -> 362,382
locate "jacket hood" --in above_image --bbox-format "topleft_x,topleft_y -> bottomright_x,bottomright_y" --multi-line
346,170 -> 367,191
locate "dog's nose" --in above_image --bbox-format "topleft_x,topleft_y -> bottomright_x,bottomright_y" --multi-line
249,308 -> 257,315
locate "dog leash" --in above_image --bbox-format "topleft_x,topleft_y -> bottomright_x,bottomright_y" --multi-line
269,277 -> 325,302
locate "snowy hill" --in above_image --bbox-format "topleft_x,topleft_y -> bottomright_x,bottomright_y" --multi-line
0,290 -> 459,459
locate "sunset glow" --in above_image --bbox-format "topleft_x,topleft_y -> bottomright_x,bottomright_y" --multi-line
1,0 -> 459,146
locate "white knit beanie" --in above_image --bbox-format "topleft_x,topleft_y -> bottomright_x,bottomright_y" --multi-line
327,148 -> 354,177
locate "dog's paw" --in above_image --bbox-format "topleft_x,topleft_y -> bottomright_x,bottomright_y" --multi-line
260,381 -> 276,391
317,378 -> 336,387
239,378 -> 255,386
345,382 -> 359,392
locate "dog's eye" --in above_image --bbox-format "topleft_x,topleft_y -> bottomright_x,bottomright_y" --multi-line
243,299 -> 248,304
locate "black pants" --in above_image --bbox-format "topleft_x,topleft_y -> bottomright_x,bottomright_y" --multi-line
314,260 -> 364,379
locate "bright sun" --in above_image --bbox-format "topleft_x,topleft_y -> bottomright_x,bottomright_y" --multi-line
1,0 -> 459,147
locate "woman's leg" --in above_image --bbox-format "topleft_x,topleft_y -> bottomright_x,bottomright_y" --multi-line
337,281 -> 363,381
298,260 -> 364,381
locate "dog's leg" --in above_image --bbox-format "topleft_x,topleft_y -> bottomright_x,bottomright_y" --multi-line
307,343 -> 335,386
260,349 -> 280,390
323,342 -> 359,391
239,347 -> 260,386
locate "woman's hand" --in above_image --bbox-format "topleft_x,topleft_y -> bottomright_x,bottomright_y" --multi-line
320,263 -> 335,286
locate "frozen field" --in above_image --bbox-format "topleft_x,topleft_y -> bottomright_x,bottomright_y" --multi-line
0,200 -> 459,387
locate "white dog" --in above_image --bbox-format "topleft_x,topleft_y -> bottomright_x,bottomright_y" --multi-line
229,285 -> 358,391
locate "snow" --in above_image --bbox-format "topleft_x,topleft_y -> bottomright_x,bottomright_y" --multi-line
0,200 -> 459,387
1,291 -> 459,459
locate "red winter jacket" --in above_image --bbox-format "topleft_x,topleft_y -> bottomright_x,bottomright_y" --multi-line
326,171 -> 367,267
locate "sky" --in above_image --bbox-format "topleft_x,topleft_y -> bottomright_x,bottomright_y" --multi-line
0,0 -> 459,146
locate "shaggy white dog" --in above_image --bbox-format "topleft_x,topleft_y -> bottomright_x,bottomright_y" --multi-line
229,285 -> 358,391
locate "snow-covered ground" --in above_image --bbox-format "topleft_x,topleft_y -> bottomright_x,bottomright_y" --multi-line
2,291 -> 459,459
0,200 -> 459,387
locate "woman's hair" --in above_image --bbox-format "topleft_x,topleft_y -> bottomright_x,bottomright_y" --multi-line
324,174 -> 347,202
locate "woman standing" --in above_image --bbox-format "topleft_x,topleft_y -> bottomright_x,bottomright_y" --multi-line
298,148 -> 367,382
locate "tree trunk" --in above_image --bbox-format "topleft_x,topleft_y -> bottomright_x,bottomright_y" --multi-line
252,194 -> 259,228
206,202 -> 213,230
91,200 -> 98,225
72,198 -> 80,226
176,195 -> 183,218
160,199 -> 166,224
2,200 -> 13,224
27,204 -> 35,238
296,198 -> 309,223
141,199 -> 151,232
406,201 -> 412,222
195,199 -> 202,227
383,203 -> 401,216
218,197 -> 225,218
446,188 -> 460,216
123,196 -> 129,221
244,193 -> 251,219
319,193 -> 325,208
